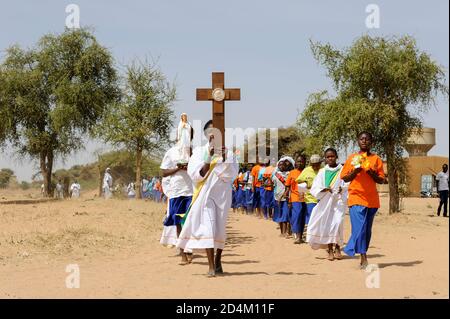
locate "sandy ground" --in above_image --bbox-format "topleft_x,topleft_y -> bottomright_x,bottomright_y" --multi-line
0,189 -> 448,299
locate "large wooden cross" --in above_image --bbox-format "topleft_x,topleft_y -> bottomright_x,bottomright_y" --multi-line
196,72 -> 241,148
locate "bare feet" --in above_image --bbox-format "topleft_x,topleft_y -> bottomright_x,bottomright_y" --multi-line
334,247 -> 343,260
327,249 -> 334,261
215,264 -> 224,274
179,253 -> 189,265
360,254 -> 369,270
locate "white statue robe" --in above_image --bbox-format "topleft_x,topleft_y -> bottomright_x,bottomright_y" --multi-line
307,164 -> 349,249
177,121 -> 192,162
176,143 -> 239,251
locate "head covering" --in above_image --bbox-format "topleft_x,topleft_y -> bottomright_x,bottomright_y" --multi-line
278,156 -> 295,168
310,154 -> 322,164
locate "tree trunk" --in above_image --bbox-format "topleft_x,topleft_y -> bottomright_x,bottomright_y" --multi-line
385,146 -> 400,214
40,152 -> 49,197
40,150 -> 54,198
98,163 -> 103,197
136,148 -> 143,199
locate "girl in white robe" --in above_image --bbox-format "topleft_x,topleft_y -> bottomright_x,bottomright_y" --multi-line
307,148 -> 349,261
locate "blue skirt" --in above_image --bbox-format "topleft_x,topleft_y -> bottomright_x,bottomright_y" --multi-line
306,203 -> 316,225
290,202 -> 307,233
236,188 -> 245,208
259,188 -> 266,208
231,190 -> 237,208
163,196 -> 193,226
344,205 -> 378,256
246,189 -> 254,209
253,187 -> 262,209
264,190 -> 275,208
272,201 -> 280,222
277,201 -> 290,223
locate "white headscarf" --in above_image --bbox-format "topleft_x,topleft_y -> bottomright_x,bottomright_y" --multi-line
278,156 -> 295,168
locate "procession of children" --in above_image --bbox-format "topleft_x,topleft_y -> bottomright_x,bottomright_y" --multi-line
231,131 -> 387,268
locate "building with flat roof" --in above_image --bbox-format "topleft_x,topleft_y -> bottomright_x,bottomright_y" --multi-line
377,128 -> 448,196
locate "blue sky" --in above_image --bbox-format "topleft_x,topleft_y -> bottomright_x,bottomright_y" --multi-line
0,0 -> 448,181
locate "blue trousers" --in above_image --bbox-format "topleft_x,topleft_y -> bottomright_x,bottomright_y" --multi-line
344,205 -> 378,256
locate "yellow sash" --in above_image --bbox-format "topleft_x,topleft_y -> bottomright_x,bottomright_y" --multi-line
177,156 -> 220,226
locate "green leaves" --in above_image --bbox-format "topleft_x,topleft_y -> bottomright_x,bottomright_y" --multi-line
0,29 -> 119,194
97,59 -> 176,154
302,35 -> 448,156
301,35 -> 448,213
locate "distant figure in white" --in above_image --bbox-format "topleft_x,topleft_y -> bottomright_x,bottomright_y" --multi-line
103,168 -> 113,199
55,180 -> 64,199
70,180 -> 81,198
127,182 -> 136,199
177,113 -> 192,163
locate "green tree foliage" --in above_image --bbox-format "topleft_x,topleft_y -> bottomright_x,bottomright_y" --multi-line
243,126 -> 306,164
0,28 -> 119,196
0,168 -> 15,188
43,151 -> 161,195
96,59 -> 176,198
20,181 -> 30,190
299,35 -> 448,213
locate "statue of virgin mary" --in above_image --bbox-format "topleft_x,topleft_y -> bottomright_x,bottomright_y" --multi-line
176,113 -> 192,163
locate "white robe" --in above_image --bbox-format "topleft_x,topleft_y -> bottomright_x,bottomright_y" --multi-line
159,146 -> 194,247
103,172 -> 113,199
70,183 -> 81,198
307,164 -> 349,249
160,199 -> 178,247
176,143 -> 239,251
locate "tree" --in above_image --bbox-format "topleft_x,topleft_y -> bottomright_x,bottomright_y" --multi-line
0,168 -> 14,188
96,60 -> 176,198
299,35 -> 448,214
0,28 -> 119,196
243,126 -> 306,164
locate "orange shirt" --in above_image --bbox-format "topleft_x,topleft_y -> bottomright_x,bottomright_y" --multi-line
238,174 -> 245,190
233,178 -> 239,189
285,169 -> 303,203
251,164 -> 262,188
263,166 -> 275,191
340,152 -> 385,208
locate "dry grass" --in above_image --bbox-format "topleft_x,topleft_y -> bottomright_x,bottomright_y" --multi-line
0,189 -> 166,265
